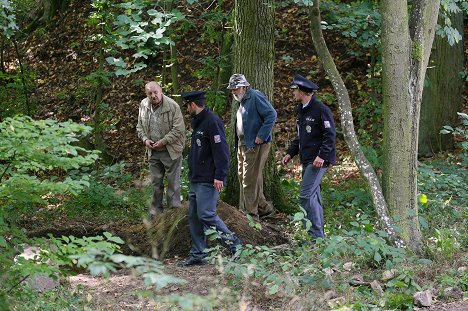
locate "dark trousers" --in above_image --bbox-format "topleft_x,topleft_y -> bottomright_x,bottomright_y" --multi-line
300,164 -> 328,239
188,182 -> 242,260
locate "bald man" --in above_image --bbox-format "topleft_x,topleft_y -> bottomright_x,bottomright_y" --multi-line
136,82 -> 186,218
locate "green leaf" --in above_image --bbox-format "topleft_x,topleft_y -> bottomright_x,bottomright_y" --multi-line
268,284 -> 279,295
374,251 -> 382,262
293,212 -> 304,221
417,258 -> 432,265
105,57 -> 126,67
418,216 -> 428,229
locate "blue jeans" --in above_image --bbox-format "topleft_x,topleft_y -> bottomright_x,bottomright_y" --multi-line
300,164 -> 328,239
188,182 -> 242,259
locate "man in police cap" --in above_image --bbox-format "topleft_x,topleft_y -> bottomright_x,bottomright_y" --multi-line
282,74 -> 336,240
180,90 -> 242,266
227,73 -> 277,220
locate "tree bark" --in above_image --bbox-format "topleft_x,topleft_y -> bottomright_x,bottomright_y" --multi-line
418,12 -> 464,155
308,0 -> 403,247
381,0 -> 440,255
224,0 -> 291,212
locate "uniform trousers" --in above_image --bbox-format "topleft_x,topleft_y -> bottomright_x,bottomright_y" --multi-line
300,164 -> 328,239
149,150 -> 182,216
188,182 -> 242,260
237,143 -> 273,218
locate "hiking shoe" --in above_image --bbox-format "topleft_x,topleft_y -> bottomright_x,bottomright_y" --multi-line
178,257 -> 208,267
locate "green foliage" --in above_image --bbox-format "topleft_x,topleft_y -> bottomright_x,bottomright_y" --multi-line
441,112 -> 468,163
418,160 -> 467,261
320,1 -> 381,55
0,0 -> 18,38
436,0 -> 467,46
0,116 -> 99,306
43,233 -> 124,271
89,0 -> 185,76
61,233 -> 185,289
436,269 -> 468,292
426,228 -> 463,261
10,286 -> 86,311
0,68 -> 36,118
321,217 -> 412,269
0,117 -> 99,207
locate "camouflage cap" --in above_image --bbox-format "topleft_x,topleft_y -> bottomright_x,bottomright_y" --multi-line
227,74 -> 250,89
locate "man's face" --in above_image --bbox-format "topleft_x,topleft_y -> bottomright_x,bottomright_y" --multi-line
146,85 -> 162,106
231,87 -> 246,102
187,102 -> 196,116
293,89 -> 302,101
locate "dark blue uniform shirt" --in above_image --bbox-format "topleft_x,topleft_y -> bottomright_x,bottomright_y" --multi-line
287,96 -> 337,165
188,107 -> 230,183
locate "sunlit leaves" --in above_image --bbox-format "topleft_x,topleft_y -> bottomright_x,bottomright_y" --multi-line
93,0 -> 185,76
0,0 -> 18,39
0,116 -> 99,205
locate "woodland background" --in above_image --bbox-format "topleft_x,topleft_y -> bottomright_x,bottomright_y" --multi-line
0,0 -> 467,310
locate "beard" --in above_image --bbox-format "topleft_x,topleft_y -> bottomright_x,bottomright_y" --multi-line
233,92 -> 245,102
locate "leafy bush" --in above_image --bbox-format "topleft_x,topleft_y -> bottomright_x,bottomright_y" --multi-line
0,116 -> 99,306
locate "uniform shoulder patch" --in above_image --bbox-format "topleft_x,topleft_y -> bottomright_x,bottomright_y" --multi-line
214,135 -> 221,143
324,121 -> 331,128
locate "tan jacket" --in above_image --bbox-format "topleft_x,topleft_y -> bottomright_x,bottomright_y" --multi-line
136,94 -> 185,160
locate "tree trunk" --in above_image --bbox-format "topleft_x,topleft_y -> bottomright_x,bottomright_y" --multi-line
224,0 -> 291,212
381,0 -> 440,256
308,0 -> 403,247
418,12 -> 464,155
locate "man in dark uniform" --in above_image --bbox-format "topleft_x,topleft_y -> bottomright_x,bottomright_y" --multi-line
282,74 -> 336,239
180,90 -> 242,266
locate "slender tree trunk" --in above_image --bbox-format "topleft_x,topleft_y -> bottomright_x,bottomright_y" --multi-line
225,0 -> 291,211
418,12 -> 464,155
381,0 -> 440,255
169,40 -> 180,104
12,40 -> 31,116
0,37 -> 5,73
308,0 -> 403,246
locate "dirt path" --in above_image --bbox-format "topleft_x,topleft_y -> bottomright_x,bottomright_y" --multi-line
67,260 -> 468,311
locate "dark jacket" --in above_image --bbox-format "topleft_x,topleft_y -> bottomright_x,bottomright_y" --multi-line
287,96 -> 336,165
188,107 -> 230,183
235,88 -> 277,148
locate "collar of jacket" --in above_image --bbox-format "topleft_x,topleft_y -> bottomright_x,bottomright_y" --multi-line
192,106 -> 209,129
296,95 -> 317,114
142,95 -> 172,113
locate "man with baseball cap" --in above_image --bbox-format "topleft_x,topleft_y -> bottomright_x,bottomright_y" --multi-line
282,74 -> 336,240
227,74 -> 277,221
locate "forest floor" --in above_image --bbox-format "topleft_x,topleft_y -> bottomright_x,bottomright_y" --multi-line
66,267 -> 468,311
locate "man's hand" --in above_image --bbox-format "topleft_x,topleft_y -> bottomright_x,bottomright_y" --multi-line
255,137 -> 264,145
213,179 -> 224,192
152,140 -> 165,150
282,154 -> 291,166
313,156 -> 324,168
145,139 -> 155,148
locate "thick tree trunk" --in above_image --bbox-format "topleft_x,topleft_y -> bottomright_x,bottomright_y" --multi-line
309,0 -> 403,247
418,12 -> 464,155
381,0 -> 440,256
225,0 -> 291,212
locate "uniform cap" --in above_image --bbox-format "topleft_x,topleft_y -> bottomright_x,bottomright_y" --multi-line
289,74 -> 319,92
227,74 -> 250,89
181,90 -> 206,102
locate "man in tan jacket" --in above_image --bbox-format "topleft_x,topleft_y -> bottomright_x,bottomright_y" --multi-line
137,81 -> 185,218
